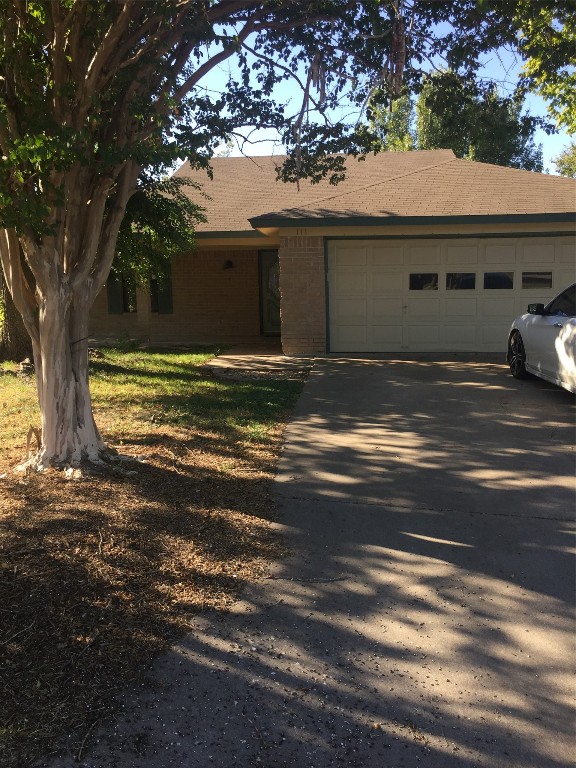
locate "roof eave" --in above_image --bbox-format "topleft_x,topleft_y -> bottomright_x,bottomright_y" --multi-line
250,212 -> 576,231
195,229 -> 269,239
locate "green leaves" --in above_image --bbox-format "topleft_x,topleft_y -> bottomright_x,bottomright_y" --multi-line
553,141 -> 576,178
370,72 -> 545,172
7,132 -> 73,169
486,0 -> 575,133
113,175 -> 206,285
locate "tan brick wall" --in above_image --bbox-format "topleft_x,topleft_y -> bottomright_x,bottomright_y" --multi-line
90,250 -> 263,345
279,235 -> 326,355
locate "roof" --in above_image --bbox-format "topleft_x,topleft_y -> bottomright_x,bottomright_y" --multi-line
173,150 -> 576,233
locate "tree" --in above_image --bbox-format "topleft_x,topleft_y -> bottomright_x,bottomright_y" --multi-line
371,73 -> 543,171
114,175 -> 205,288
511,0 -> 576,134
0,172 -> 202,361
416,74 -> 543,170
369,94 -> 415,152
0,1 -> 526,468
553,141 -> 576,178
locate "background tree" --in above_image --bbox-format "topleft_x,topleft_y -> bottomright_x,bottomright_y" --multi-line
416,73 -> 543,170
0,1 -> 540,468
553,141 -> 576,178
369,94 -> 415,152
370,72 -> 544,171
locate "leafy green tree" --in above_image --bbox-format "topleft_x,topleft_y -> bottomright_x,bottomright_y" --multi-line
114,176 -> 205,287
511,0 -> 576,134
553,141 -> 576,178
417,74 -> 543,170
371,72 -> 543,171
0,1 -> 530,468
369,94 -> 415,151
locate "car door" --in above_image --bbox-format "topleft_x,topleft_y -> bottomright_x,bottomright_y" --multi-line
535,285 -> 576,386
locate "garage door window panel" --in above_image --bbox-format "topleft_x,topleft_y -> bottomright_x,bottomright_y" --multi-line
522,272 -> 552,290
484,272 -> 514,289
446,273 -> 476,290
409,273 -> 438,290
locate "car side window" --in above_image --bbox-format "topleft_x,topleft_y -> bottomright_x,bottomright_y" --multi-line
547,285 -> 576,317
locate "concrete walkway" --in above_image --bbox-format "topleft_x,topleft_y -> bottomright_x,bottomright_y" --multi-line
46,356 -> 575,768
203,343 -> 313,380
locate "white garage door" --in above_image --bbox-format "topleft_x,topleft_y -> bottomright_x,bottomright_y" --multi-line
327,236 -> 575,353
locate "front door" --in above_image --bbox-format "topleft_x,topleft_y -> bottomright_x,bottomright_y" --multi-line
259,250 -> 281,335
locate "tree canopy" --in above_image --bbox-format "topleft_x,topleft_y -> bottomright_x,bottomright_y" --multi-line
553,141 -> 576,178
511,0 -> 576,134
370,72 -> 543,171
114,175 -> 205,286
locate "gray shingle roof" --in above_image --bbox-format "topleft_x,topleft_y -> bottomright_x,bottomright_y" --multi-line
173,150 -> 576,232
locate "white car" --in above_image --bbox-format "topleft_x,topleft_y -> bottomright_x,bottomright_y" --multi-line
507,283 -> 576,393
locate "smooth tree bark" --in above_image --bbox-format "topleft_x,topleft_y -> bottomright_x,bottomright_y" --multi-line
0,161 -> 140,466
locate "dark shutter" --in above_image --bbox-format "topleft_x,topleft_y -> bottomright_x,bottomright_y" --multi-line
107,276 -> 125,314
157,274 -> 173,314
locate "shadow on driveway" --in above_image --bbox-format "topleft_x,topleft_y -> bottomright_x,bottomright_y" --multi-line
44,358 -> 575,768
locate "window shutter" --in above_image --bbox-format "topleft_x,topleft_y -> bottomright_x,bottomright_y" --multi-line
107,276 -> 124,314
157,276 -> 173,314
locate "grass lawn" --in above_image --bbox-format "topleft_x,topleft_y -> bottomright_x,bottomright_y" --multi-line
0,347 -> 303,767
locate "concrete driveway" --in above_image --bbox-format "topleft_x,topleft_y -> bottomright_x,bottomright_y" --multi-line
46,357 -> 575,768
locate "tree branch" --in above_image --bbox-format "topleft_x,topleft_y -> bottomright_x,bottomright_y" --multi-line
83,161 -> 141,302
0,229 -> 39,345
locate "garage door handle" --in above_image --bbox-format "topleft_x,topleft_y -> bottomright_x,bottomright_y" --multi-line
553,322 -> 563,328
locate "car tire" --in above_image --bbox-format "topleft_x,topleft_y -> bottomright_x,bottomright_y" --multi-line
508,331 -> 528,379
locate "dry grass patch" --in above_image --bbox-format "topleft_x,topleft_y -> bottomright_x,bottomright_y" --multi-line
0,348 -> 303,767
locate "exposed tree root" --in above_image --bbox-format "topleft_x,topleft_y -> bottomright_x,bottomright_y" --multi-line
13,444 -> 147,478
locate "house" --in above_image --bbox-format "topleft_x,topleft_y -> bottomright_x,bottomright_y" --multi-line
89,150 -> 576,355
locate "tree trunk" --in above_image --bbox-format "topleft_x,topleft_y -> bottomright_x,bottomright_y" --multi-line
32,287 -> 107,468
0,270 -> 32,361
1,159 -> 140,470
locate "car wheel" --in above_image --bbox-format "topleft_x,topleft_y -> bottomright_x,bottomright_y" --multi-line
508,331 -> 528,379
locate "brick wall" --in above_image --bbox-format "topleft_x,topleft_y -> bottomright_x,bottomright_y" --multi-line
90,249 -> 263,345
279,235 -> 326,355
90,290 -> 140,338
